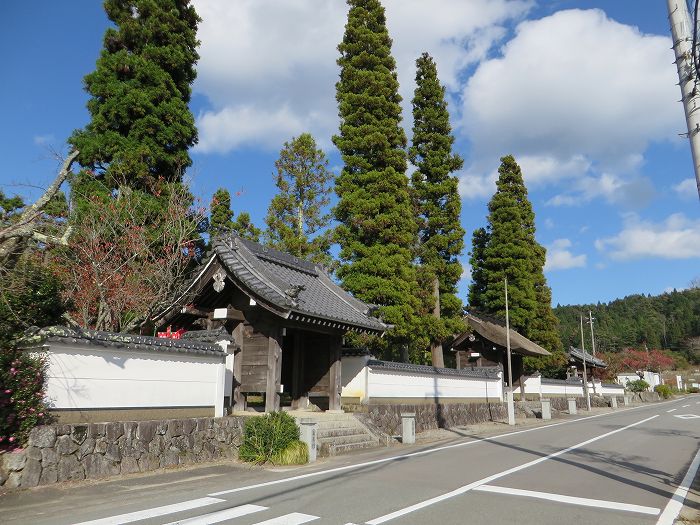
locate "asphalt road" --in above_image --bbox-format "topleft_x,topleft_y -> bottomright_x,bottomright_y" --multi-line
2,396 -> 699,525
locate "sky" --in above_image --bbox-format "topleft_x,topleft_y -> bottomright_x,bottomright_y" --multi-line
2,0 -> 699,307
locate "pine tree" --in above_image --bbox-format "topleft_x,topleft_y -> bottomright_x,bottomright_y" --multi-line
210,188 -> 234,237
409,52 -> 465,366
265,133 -> 333,264
333,0 -> 423,358
69,0 -> 200,191
469,155 -> 562,365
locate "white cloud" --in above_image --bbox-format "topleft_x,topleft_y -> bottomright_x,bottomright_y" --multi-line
546,172 -> 655,209
33,134 -> 55,146
673,178 -> 698,200
595,213 -> 700,260
461,9 -> 679,196
544,238 -> 586,271
544,218 -> 555,229
192,0 -> 532,154
458,167 -> 497,199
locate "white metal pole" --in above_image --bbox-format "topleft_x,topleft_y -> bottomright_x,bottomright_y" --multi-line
580,315 -> 591,411
668,0 -> 700,200
589,310 -> 597,395
505,278 -> 515,425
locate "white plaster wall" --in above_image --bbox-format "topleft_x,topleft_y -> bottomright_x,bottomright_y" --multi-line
368,368 -> 502,401
540,382 -> 584,397
43,343 -> 224,409
594,382 -> 625,396
341,356 -> 370,402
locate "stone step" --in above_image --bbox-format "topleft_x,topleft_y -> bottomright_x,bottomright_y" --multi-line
318,432 -> 378,446
323,440 -> 381,456
317,426 -> 366,438
315,420 -> 365,431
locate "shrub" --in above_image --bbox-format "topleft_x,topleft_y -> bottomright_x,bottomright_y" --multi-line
239,411 -> 300,464
654,384 -> 673,399
0,349 -> 52,449
626,379 -> 650,393
272,440 -> 309,465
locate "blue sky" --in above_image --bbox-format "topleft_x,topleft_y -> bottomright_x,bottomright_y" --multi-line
2,0 -> 699,307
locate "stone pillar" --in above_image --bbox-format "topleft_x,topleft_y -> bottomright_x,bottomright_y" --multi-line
567,398 -> 577,415
541,399 -> 551,420
624,394 -> 632,406
265,328 -> 282,413
610,396 -> 618,408
297,418 -> 318,463
401,412 -> 416,444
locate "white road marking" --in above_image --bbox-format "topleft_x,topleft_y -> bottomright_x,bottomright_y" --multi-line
251,513 -> 319,524
667,409 -> 677,413
163,504 -> 267,524
209,402 -> 659,497
364,415 -> 659,525
120,473 -> 226,491
474,484 -> 660,515
674,414 -> 700,419
682,404 -> 690,407
656,446 -> 700,525
71,497 -> 224,525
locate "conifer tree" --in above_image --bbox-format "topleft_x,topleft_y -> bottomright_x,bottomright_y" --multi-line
209,188 -> 261,242
468,155 -> 562,364
69,0 -> 200,191
333,0 -> 423,357
409,52 -> 465,366
210,188 -> 234,237
265,133 -> 333,264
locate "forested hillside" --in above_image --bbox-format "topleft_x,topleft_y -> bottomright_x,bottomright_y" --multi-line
554,287 -> 700,363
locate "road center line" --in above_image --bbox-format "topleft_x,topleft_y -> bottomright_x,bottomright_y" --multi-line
474,484 -> 660,515
656,445 -> 700,525
71,497 -> 225,525
209,402 -> 663,497
364,415 -> 659,525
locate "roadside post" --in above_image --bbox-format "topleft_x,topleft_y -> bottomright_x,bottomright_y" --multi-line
610,396 -> 618,409
298,418 -> 318,463
568,398 -> 577,415
541,398 -> 551,420
401,412 -> 416,444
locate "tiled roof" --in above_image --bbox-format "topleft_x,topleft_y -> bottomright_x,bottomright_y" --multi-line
179,327 -> 235,344
367,359 -> 502,379
19,326 -> 226,357
211,234 -> 386,333
568,346 -> 608,368
454,312 -> 551,357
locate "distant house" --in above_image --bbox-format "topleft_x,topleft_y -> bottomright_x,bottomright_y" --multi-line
451,312 -> 551,391
153,233 -> 387,413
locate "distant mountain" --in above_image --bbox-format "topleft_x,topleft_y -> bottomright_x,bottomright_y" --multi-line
553,287 -> 700,362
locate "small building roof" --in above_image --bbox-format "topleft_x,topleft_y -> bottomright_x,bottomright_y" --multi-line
155,233 -> 387,334
453,312 -> 551,357
568,346 -> 607,368
19,326 -> 226,358
367,359 -> 502,379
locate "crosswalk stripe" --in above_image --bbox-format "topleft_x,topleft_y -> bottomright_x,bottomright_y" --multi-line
163,504 -> 268,524
251,513 -> 320,525
71,497 -> 225,525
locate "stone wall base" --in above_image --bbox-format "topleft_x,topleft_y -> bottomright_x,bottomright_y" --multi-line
0,416 -> 244,489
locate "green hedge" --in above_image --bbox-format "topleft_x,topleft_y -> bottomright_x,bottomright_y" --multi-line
239,411 -> 304,464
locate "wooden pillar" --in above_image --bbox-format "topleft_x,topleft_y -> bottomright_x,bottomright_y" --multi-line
231,323 -> 246,412
290,330 -> 309,410
265,327 -> 282,413
328,334 -> 342,412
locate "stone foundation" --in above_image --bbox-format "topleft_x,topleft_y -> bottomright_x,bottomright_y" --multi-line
0,416 -> 244,489
356,402 -> 507,436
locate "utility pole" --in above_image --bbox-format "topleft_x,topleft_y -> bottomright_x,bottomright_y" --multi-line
580,315 -> 591,411
588,310 -> 597,395
505,278 -> 515,426
668,0 -> 700,200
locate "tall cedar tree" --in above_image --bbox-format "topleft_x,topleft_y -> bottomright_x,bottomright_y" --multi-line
210,188 -> 261,242
408,53 -> 466,366
69,0 -> 200,192
265,134 -> 333,265
469,155 -> 564,370
333,0 -> 423,358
